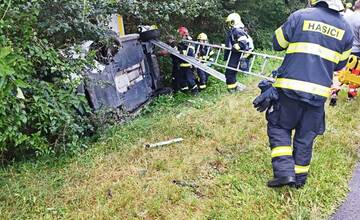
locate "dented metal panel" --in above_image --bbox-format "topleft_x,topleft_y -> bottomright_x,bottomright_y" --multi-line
83,34 -> 160,112
85,70 -> 121,109
112,34 -> 145,73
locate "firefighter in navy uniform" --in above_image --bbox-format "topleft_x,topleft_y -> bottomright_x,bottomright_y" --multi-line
177,26 -> 199,95
224,13 -> 252,93
156,35 -> 182,91
196,33 -> 215,90
253,0 -> 354,188
165,36 -> 181,91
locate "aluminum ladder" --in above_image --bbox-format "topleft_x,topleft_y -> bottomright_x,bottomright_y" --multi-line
151,39 -> 284,88
183,39 -> 284,81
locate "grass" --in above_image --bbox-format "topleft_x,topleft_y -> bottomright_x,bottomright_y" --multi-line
1,62 -> 360,219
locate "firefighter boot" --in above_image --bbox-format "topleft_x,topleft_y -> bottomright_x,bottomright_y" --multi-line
329,90 -> 339,106
228,85 -> 244,93
294,173 -> 308,189
190,86 -> 199,96
329,97 -> 337,106
267,176 -> 296,188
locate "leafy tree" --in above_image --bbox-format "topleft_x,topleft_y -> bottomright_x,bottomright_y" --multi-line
118,0 -> 305,47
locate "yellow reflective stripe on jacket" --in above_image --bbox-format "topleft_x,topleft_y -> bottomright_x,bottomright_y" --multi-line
273,78 -> 331,98
180,63 -> 191,67
275,27 -> 289,49
271,146 -> 292,158
227,83 -> 237,89
340,49 -> 352,61
286,42 -> 342,64
295,165 -> 310,174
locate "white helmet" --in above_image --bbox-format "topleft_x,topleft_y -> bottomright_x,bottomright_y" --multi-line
225,13 -> 245,28
309,0 -> 345,11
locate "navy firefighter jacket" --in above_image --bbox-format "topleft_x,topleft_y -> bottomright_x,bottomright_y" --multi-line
196,45 -> 215,61
178,40 -> 195,68
273,6 -> 353,106
224,27 -> 250,60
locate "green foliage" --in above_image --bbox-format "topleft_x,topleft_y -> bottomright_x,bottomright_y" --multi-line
119,0 -> 306,47
0,0 -> 117,161
236,0 -> 306,48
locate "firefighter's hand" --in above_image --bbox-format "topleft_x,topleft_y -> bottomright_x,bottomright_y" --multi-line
243,52 -> 252,59
233,43 -> 241,52
156,50 -> 168,56
253,97 -> 272,112
258,79 -> 274,93
253,86 -> 279,112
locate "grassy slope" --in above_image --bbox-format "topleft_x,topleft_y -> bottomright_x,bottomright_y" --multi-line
1,77 -> 360,219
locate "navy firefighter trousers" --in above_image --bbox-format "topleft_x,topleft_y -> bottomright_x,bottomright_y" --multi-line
266,91 -> 325,185
225,52 -> 242,88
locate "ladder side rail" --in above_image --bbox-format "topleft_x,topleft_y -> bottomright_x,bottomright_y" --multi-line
183,39 -> 284,61
151,40 -> 231,83
208,60 -> 273,80
152,40 -> 247,88
151,40 -> 274,83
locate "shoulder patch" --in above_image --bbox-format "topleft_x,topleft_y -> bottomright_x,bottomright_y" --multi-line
303,20 -> 345,41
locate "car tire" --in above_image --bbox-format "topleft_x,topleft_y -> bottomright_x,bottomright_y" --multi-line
139,29 -> 160,41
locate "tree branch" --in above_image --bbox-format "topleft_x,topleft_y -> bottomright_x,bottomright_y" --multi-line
1,0 -> 12,20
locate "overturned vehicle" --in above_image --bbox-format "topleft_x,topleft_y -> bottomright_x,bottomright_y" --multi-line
79,33 -> 163,113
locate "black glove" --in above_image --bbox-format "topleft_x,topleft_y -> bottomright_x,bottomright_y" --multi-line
253,80 -> 279,112
258,79 -> 273,93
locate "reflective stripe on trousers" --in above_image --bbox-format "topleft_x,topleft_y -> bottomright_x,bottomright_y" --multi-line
267,92 -> 323,181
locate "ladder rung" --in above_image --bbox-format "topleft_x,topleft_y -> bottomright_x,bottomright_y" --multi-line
205,46 -> 211,58
195,44 -> 200,57
186,43 -> 191,55
249,55 -> 256,73
215,48 -> 221,64
261,58 -> 269,74
225,51 -> 232,67
236,53 -> 245,71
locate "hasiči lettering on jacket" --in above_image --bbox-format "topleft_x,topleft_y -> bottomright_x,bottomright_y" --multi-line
303,20 -> 345,40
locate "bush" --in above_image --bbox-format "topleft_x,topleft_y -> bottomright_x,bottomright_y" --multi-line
0,0 -> 117,161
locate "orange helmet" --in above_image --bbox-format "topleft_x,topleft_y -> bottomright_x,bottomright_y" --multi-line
177,26 -> 189,37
